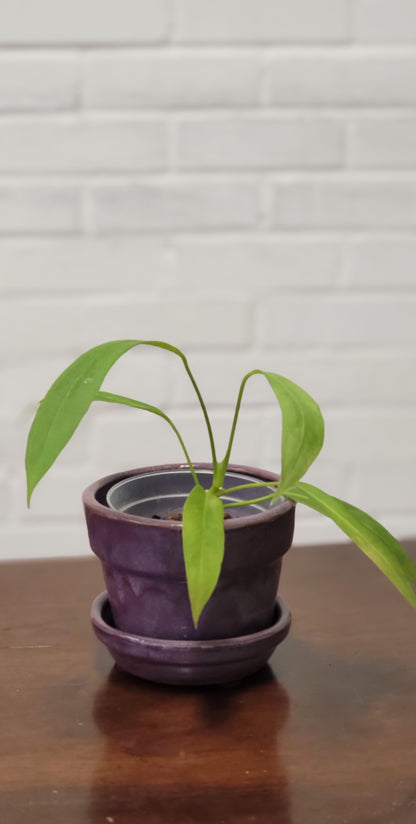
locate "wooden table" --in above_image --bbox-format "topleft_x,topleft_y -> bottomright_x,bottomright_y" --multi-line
1,541 -> 416,824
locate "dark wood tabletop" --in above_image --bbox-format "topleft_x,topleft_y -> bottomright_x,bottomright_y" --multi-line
1,540 -> 416,824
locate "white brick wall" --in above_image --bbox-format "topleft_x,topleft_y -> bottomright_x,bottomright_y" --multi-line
0,184 -> 81,233
266,54 -> 416,106
2,1 -> 416,560
0,1 -> 169,44
175,117 -> 344,169
84,54 -> 261,109
87,180 -> 261,232
174,0 -> 351,43
0,56 -> 80,111
355,0 -> 416,43
350,117 -> 416,168
0,119 -> 168,172
272,180 -> 416,229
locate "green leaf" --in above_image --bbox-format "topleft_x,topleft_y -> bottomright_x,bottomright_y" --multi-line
25,338 -> 190,505
260,372 -> 324,494
182,485 -> 225,627
287,482 -> 416,609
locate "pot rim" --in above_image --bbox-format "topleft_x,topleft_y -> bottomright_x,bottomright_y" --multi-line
82,463 -> 296,531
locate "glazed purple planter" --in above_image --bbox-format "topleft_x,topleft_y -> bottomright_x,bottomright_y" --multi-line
83,463 -> 296,642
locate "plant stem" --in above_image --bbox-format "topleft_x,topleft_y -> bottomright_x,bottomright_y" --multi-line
223,492 -> 278,508
96,390 -> 199,485
219,369 -> 261,486
218,481 -> 279,496
182,357 -> 218,474
133,342 -> 218,476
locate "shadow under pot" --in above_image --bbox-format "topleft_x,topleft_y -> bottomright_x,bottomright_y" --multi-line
83,463 -> 296,643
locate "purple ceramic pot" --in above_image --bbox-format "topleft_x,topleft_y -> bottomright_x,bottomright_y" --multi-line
83,463 -> 296,642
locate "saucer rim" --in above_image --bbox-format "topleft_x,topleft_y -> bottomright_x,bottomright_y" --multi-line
91,591 -> 291,650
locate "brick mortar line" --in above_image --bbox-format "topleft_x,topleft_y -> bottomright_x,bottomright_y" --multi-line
3,291 -> 416,302
9,168 -> 416,179
4,286 -> 416,297
3,110 -> 416,120
4,166 -> 416,177
3,44 -> 416,54
31,108 -> 416,118
1,230 -> 416,242
2,228 -> 416,239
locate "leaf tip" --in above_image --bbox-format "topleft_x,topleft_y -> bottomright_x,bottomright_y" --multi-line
26,476 -> 34,508
190,599 -> 203,629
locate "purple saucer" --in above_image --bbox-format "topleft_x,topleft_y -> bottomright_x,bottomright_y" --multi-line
91,592 -> 291,686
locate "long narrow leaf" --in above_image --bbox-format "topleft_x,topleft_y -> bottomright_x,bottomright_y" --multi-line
182,485 -> 225,627
260,372 -> 324,494
25,339 -> 190,504
287,482 -> 416,609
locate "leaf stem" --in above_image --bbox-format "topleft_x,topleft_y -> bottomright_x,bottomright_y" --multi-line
130,341 -> 218,475
223,492 -> 278,508
96,390 -> 199,485
182,357 -> 218,474
218,480 -> 279,496
219,370 -> 261,486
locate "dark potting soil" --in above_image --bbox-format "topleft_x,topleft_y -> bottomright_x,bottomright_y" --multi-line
152,511 -> 233,521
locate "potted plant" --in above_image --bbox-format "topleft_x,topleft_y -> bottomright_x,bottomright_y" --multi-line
25,340 -> 416,685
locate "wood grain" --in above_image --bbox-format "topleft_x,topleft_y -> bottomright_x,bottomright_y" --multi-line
1,541 -> 415,823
